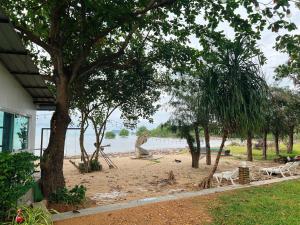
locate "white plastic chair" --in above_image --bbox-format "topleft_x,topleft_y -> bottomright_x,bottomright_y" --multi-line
213,168 -> 239,185
260,162 -> 299,177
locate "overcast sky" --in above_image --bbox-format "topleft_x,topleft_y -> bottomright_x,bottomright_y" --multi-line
36,3 -> 300,132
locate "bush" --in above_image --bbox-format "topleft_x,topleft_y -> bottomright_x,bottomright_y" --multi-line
78,160 -> 102,173
90,159 -> 102,171
11,206 -> 52,225
48,185 -> 86,205
136,126 -> 150,136
0,152 -> 38,221
228,141 -> 241,146
105,131 -> 116,139
119,128 -> 129,137
149,124 -> 179,138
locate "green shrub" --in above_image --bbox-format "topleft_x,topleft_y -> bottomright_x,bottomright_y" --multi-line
105,131 -> 116,139
11,206 -> 52,225
0,152 -> 38,221
149,124 -> 179,138
78,163 -> 87,173
78,160 -> 102,173
90,160 -> 102,171
119,128 -> 129,137
48,185 -> 86,205
136,126 -> 150,136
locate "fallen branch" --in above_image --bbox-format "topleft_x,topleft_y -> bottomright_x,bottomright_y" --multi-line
69,159 -> 80,170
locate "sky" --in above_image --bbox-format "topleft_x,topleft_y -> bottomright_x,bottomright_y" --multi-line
36,3 -> 300,135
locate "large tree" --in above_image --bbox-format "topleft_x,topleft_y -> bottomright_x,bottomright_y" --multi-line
1,0 -> 293,196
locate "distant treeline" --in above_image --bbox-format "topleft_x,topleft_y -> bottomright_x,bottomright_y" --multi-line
136,125 -> 179,138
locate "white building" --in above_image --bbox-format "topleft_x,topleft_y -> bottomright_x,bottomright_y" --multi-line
0,12 -> 54,153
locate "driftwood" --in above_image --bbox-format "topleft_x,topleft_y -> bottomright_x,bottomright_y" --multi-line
135,134 -> 151,158
150,170 -> 176,187
69,159 -> 80,170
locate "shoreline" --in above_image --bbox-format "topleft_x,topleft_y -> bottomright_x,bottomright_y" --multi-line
64,148 -> 186,159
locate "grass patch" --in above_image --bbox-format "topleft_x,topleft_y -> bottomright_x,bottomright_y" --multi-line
211,180 -> 300,225
227,143 -> 300,161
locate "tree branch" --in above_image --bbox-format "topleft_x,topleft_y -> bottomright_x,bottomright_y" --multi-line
14,24 -> 52,54
133,0 -> 176,15
70,0 -> 176,82
73,25 -> 137,81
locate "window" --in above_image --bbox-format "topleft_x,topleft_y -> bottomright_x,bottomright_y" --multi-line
0,110 -> 30,152
13,115 -> 29,150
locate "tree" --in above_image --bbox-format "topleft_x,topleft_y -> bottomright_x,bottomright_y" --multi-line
275,34 -> 300,86
170,94 -> 202,168
282,91 -> 300,153
169,67 -> 212,167
72,63 -> 160,172
105,131 -> 116,139
260,100 -> 272,160
198,36 -> 268,188
269,87 -> 300,155
119,129 -> 130,137
2,0 -> 293,196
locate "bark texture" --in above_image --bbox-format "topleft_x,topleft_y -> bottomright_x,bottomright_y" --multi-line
247,131 -> 253,161
204,126 -> 211,165
40,77 -> 71,197
191,151 -> 200,168
274,132 -> 280,156
262,130 -> 267,160
287,127 -> 294,154
186,127 -> 200,169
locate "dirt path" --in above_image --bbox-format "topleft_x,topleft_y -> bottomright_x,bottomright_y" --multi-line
54,194 -> 216,225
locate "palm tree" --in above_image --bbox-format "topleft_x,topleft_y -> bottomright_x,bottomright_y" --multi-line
199,36 -> 268,188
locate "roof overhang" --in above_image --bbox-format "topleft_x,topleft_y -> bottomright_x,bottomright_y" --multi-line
0,12 -> 55,111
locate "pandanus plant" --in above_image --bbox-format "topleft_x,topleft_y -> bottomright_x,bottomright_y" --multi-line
198,36 -> 268,188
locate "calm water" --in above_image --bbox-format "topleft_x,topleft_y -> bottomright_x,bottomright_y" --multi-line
38,131 -> 226,156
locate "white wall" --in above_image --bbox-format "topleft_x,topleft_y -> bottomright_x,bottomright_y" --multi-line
0,62 -> 36,153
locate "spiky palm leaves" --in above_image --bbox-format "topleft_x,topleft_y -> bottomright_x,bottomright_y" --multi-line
199,37 -> 268,188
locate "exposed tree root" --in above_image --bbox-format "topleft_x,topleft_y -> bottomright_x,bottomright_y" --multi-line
198,176 -> 213,189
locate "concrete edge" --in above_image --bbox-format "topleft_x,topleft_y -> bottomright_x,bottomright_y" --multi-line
52,175 -> 300,222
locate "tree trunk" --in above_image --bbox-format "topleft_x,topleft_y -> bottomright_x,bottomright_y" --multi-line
287,126 -> 294,154
191,151 -> 200,168
199,130 -> 228,189
185,131 -> 200,169
204,125 -> 211,165
247,131 -> 253,161
192,126 -> 201,168
274,132 -> 280,156
79,114 -> 90,173
40,77 -> 71,197
262,130 -> 267,160
94,133 -> 100,161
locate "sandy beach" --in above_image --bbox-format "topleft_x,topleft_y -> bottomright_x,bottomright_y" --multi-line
63,149 -> 278,207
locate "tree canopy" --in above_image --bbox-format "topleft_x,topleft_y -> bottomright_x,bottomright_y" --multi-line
1,0 -> 296,195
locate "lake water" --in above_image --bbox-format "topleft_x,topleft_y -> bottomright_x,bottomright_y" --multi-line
38,130 -> 226,156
